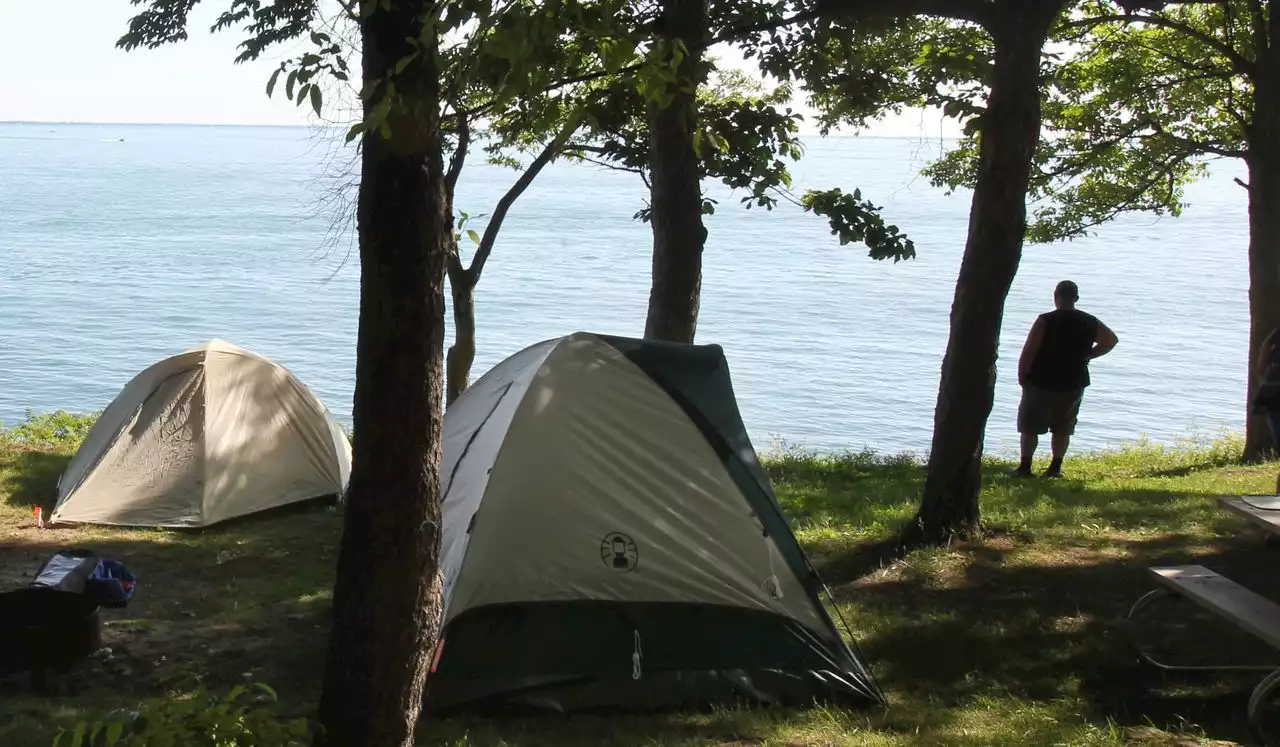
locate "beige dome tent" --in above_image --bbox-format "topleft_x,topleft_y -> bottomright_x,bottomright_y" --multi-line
424,332 -> 882,713
51,339 -> 351,528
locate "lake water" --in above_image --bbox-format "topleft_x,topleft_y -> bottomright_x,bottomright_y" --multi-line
0,122 -> 1251,456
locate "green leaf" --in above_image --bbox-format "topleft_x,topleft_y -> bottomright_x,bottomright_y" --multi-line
105,721 -> 123,747
296,82 -> 309,105
253,682 -> 279,702
285,70 -> 298,101
371,96 -> 390,121
394,51 -> 420,76
70,722 -> 85,747
309,85 -> 323,117
266,68 -> 282,98
466,230 -> 480,245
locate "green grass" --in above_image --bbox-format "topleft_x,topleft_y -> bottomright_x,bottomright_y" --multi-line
0,413 -> 1276,746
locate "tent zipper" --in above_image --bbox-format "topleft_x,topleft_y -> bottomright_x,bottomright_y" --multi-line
632,630 -> 643,680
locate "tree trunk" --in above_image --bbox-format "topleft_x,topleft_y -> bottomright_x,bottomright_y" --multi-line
315,3 -> 447,746
442,118 -> 578,404
905,3 -> 1062,546
446,256 -> 476,407
643,0 -> 709,344
1245,46 -> 1280,462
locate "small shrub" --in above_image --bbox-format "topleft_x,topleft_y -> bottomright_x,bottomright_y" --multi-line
0,410 -> 98,450
53,683 -> 312,747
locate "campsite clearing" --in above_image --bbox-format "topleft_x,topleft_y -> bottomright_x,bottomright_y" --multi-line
1,422 -> 1278,747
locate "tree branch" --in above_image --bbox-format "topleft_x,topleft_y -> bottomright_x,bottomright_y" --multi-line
445,109 -> 470,207
565,143 -> 613,156
567,151 -> 646,174
712,9 -> 825,44
335,0 -> 359,21
815,0 -> 991,24
1061,12 -> 1255,75
1039,154 -> 1185,238
1249,0 -> 1266,57
457,62 -> 642,120
467,111 -> 587,281
1144,130 -> 1245,157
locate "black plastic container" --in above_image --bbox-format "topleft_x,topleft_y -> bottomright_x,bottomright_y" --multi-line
0,587 -> 102,688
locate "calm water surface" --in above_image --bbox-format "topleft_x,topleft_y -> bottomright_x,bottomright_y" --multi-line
0,123 -> 1251,455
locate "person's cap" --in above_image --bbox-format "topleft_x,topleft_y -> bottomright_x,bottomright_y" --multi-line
1055,280 -> 1079,301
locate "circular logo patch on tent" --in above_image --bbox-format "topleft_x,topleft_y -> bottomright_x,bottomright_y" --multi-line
600,532 -> 638,572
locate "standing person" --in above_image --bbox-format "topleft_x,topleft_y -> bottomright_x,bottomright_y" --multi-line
1013,280 -> 1119,478
1253,327 -> 1280,493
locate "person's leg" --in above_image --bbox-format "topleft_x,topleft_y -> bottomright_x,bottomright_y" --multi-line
1018,432 -> 1038,475
1014,387 -> 1046,476
1043,390 -> 1083,478
1047,432 -> 1070,476
1268,413 -> 1280,493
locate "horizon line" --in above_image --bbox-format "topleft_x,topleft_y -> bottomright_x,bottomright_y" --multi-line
0,120 -> 959,140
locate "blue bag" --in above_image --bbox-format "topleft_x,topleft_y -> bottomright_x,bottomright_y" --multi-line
31,548 -> 137,609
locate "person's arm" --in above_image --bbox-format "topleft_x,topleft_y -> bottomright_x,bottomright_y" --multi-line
1259,329 -> 1279,379
1019,317 -> 1046,386
1089,320 -> 1118,359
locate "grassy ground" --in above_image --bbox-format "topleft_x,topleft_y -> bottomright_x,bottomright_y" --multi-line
1,414 -> 1278,746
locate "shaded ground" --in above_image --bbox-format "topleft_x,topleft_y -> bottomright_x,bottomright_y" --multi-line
1,426 -> 1278,746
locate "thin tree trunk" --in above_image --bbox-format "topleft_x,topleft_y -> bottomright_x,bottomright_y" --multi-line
1245,16 -> 1280,462
1244,104 -> 1280,460
315,2 -> 447,745
441,116 -> 579,404
446,254 -> 476,407
644,0 -> 709,344
905,3 -> 1062,546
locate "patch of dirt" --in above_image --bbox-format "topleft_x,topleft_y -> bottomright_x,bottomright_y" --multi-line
1125,726 -> 1240,746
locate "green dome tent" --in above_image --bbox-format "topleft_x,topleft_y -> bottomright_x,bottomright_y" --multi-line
423,332 -> 883,713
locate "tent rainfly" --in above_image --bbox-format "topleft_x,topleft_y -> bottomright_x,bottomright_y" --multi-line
423,332 -> 883,713
51,339 -> 351,528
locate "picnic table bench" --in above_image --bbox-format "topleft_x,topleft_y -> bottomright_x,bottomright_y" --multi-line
1128,495 -> 1280,745
1220,495 -> 1280,537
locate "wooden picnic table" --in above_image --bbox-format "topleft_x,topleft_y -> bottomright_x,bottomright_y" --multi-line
1122,495 -> 1280,743
1218,495 -> 1280,536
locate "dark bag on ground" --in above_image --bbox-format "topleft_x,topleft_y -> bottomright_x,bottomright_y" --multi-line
32,548 -> 137,608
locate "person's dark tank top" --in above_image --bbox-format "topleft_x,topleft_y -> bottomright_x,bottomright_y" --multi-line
1027,308 -> 1099,391
1266,333 -> 1280,383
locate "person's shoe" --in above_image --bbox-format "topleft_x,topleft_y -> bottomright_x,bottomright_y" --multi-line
1009,466 -> 1034,478
1040,469 -> 1063,480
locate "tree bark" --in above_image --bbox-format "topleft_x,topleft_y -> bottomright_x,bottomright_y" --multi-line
1244,11 -> 1280,462
644,0 -> 710,344
446,254 -> 476,407
315,2 -> 447,745
905,2 -> 1063,546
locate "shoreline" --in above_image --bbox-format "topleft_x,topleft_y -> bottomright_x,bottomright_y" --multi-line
0,408 -> 1250,465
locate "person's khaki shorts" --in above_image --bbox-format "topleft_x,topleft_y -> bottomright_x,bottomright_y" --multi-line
1018,386 -> 1084,435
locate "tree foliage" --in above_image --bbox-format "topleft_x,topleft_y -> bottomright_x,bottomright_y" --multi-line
920,1 -> 1246,242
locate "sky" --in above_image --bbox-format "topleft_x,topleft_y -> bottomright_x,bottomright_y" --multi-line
0,0 -> 959,138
